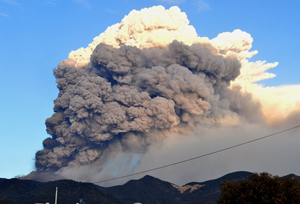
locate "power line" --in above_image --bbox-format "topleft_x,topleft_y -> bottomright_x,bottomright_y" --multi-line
94,124 -> 300,184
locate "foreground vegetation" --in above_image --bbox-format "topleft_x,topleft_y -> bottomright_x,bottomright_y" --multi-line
218,172 -> 300,204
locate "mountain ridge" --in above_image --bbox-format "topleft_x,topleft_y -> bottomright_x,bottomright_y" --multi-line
1,171 -> 298,204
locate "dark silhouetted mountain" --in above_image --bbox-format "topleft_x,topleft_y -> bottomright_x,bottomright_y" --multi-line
0,178 -> 41,202
0,178 -> 121,204
99,175 -> 182,204
179,171 -> 252,204
0,198 -> 15,204
1,171 -> 298,204
283,173 -> 300,182
99,171 -> 252,204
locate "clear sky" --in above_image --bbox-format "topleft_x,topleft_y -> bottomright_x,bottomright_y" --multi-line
0,0 -> 299,181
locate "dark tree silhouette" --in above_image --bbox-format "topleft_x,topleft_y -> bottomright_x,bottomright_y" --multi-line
218,172 -> 300,204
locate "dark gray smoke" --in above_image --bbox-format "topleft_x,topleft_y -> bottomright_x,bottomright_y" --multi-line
35,40 -> 263,173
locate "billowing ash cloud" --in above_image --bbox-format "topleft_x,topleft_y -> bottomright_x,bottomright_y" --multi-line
35,6 -> 265,173
36,39 -> 263,172
36,5 -> 298,181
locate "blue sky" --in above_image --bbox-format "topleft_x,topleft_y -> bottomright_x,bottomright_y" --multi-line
0,0 -> 299,180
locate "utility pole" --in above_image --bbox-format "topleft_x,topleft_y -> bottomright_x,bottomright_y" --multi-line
55,187 -> 58,204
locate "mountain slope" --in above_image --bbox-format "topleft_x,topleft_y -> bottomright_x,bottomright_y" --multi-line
179,171 -> 252,203
99,175 -> 182,204
99,171 -> 252,204
1,171 -> 297,204
0,179 -> 122,204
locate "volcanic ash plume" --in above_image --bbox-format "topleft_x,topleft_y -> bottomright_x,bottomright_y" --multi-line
36,6 -> 273,176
